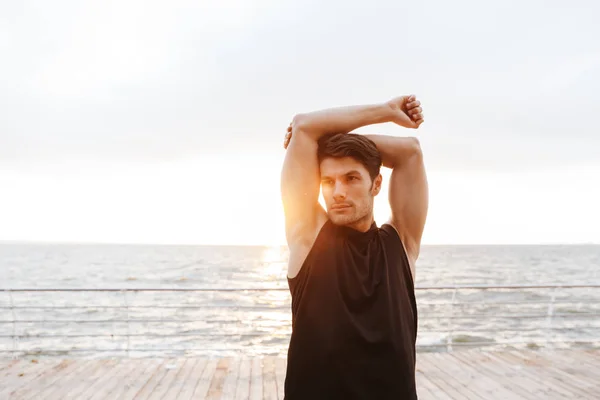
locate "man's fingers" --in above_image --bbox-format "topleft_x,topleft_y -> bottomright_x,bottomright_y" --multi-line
409,107 -> 422,116
415,118 -> 424,128
284,129 -> 292,149
407,100 -> 420,110
411,111 -> 423,121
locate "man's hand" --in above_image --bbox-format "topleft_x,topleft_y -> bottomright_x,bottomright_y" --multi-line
387,95 -> 424,129
284,123 -> 292,149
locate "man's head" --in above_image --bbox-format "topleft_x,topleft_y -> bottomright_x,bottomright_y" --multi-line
317,133 -> 383,227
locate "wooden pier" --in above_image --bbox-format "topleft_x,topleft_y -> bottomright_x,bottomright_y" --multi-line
1,349 -> 599,399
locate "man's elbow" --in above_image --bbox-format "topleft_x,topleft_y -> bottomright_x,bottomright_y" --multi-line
291,113 -> 323,142
291,113 -> 311,132
407,137 -> 422,156
393,137 -> 422,168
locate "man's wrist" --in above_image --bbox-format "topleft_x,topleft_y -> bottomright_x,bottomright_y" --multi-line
376,102 -> 396,124
356,102 -> 395,127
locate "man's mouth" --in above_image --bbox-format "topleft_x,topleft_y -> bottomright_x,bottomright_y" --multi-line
331,204 -> 351,210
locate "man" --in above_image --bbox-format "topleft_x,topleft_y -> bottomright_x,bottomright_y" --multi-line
280,95 -> 428,399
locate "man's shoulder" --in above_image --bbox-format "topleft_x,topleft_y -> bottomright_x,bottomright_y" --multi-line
286,216 -> 329,280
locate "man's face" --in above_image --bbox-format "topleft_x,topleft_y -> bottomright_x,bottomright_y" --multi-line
320,157 -> 381,226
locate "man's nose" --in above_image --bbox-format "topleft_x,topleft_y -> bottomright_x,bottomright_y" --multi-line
333,181 -> 346,200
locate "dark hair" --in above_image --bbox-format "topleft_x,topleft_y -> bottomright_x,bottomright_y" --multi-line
317,133 -> 382,182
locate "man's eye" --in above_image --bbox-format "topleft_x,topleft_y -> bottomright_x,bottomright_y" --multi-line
348,176 -> 357,181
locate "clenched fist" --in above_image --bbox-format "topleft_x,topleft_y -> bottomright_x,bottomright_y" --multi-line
386,95 -> 424,129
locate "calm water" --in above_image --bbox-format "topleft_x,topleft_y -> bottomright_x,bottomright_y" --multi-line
0,243 -> 599,358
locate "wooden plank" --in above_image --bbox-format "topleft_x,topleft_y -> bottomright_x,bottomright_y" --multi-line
486,351 -> 572,399
33,359 -> 95,400
413,353 -> 459,400
577,350 -> 600,368
19,360 -> 78,399
561,349 -> 600,366
422,353 -> 484,400
547,349 -> 600,388
415,367 -> 453,400
262,356 -> 278,400
274,357 -> 286,400
500,350 -> 583,398
175,358 -> 208,400
555,357 -> 600,391
0,359 -> 21,373
0,350 -> 597,400
90,358 -> 140,400
113,358 -> 164,400
479,351 -> 567,400
206,358 -> 230,399
23,359 -> 89,400
449,351 -> 528,400
61,359 -> 110,400
0,358 -> 51,395
0,360 -> 44,398
191,358 -> 218,399
585,349 -> 600,362
416,353 -> 459,400
470,350 -> 544,399
234,358 -> 252,400
146,359 -> 186,400
440,351 -> 492,399
130,358 -> 175,400
160,358 -> 190,400
0,359 -> 49,383
79,359 -> 130,400
2,359 -> 68,399
66,359 -> 120,400
413,375 -> 435,400
507,350 -> 595,398
220,357 -> 241,400
447,351 -> 494,399
249,357 -> 263,400
165,358 -> 201,400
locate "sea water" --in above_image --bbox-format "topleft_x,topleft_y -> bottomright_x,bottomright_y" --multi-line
0,243 -> 599,357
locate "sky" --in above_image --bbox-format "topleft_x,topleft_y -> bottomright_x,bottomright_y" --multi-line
1,0 -> 599,245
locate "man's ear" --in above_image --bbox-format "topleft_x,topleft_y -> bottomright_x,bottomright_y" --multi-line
372,174 -> 383,196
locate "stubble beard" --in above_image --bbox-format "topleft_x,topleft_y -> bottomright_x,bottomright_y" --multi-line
328,197 -> 374,227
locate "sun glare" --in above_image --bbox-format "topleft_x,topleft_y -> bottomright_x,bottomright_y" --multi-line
261,245 -> 288,280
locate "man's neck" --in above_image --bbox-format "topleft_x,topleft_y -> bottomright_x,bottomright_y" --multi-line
346,214 -> 375,233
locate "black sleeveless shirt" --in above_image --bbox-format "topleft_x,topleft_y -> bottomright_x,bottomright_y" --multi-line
285,220 -> 418,400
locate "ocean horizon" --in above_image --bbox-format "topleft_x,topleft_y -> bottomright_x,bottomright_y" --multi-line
1,243 -> 599,357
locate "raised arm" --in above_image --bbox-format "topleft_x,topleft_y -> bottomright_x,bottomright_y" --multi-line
365,135 -> 428,271
364,96 -> 428,277
281,101 -> 411,278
